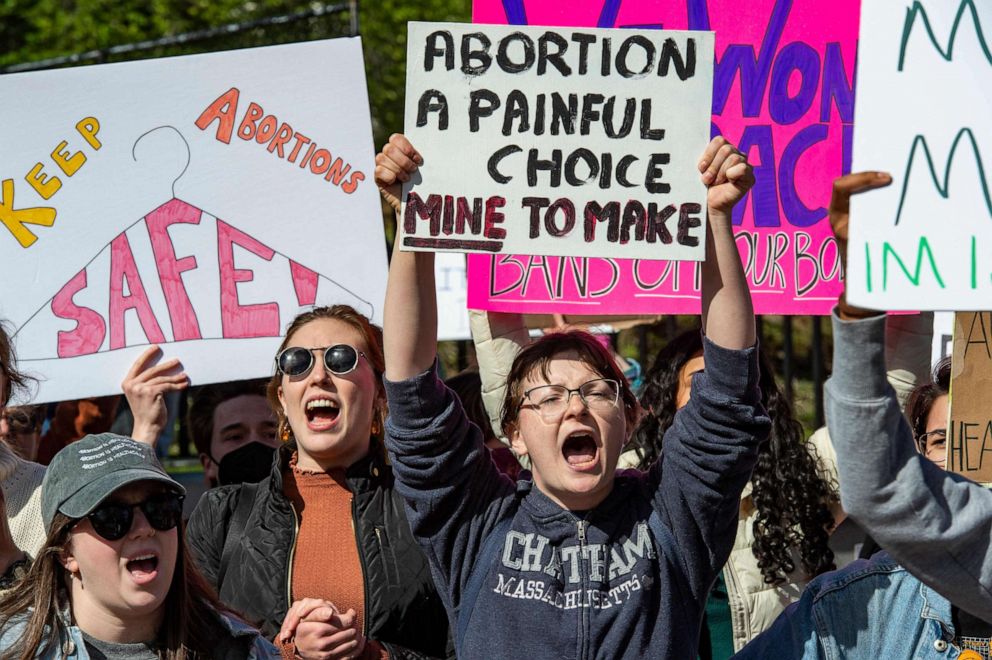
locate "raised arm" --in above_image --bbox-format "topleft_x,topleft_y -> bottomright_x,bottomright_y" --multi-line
468,309 -> 529,442
376,134 -> 516,616
642,138 -> 769,603
698,137 -> 756,349
826,171 -> 992,620
377,134 -> 436,382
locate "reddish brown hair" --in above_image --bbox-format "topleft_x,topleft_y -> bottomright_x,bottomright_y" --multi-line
500,331 -> 640,434
266,305 -> 385,441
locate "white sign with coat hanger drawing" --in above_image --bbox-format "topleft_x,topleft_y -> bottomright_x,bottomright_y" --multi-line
0,38 -> 387,403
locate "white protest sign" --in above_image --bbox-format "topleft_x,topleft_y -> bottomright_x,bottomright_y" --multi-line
436,253 -> 471,341
0,38 -> 387,404
401,21 -> 714,260
848,1 -> 992,310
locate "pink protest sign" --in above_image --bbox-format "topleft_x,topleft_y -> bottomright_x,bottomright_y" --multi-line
467,0 -> 858,315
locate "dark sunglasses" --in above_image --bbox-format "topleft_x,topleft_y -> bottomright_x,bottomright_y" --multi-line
74,492 -> 185,541
275,344 -> 366,377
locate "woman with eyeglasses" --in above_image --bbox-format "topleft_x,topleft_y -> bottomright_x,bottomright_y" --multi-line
907,357 -> 950,470
375,133 -> 770,659
0,433 -> 277,659
185,306 -> 450,659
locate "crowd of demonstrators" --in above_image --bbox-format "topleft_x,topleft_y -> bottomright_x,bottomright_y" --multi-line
3,97 -> 992,660
733,368 -> 985,658
376,132 -> 770,658
180,306 -> 451,659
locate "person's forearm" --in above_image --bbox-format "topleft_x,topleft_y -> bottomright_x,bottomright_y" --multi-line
383,230 -> 438,382
469,310 -> 529,441
130,420 -> 160,446
884,312 -> 934,413
700,211 -> 755,349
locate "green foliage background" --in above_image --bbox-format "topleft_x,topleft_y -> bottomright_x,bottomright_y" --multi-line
0,0 -> 471,147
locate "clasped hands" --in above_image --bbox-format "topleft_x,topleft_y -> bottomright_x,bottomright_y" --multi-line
279,598 -> 368,660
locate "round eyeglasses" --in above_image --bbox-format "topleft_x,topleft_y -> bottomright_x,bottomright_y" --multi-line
520,378 -> 621,422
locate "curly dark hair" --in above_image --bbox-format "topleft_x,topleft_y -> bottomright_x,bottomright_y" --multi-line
630,328 -> 836,585
906,356 -> 951,450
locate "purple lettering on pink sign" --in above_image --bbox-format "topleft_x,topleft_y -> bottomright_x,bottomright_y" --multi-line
468,0 -> 857,314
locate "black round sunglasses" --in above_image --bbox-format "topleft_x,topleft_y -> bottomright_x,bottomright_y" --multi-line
275,344 -> 366,377
73,492 -> 185,541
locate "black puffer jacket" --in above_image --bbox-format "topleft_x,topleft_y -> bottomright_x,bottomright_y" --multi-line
187,440 -> 452,658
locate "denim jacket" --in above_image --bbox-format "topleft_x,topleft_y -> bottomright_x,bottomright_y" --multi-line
733,552 -> 961,659
0,608 -> 279,659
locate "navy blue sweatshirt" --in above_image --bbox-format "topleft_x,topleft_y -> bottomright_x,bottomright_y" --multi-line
384,338 -> 769,660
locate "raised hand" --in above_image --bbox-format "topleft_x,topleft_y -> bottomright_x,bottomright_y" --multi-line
698,136 -> 755,216
829,171 -> 892,258
828,171 -> 892,318
121,345 -> 188,446
374,133 -> 423,214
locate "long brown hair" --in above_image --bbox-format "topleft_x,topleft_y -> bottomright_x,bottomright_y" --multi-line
0,321 -> 31,408
0,513 -> 240,659
266,305 -> 386,443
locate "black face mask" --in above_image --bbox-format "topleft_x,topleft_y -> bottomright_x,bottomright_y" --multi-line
216,442 -> 277,486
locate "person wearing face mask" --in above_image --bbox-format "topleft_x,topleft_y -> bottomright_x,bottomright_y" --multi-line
0,433 -> 277,659
376,133 -> 771,659
183,306 -> 451,659
186,382 -> 281,488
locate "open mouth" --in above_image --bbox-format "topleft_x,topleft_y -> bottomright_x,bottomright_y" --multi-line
126,553 -> 159,583
562,433 -> 598,469
305,398 -> 340,431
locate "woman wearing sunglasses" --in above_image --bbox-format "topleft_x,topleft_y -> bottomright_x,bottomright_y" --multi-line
186,305 -> 450,659
0,432 -> 277,659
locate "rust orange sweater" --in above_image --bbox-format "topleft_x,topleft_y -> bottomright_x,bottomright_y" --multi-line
279,455 -> 387,659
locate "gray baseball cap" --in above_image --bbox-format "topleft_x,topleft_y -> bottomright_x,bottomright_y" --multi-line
41,433 -> 185,530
